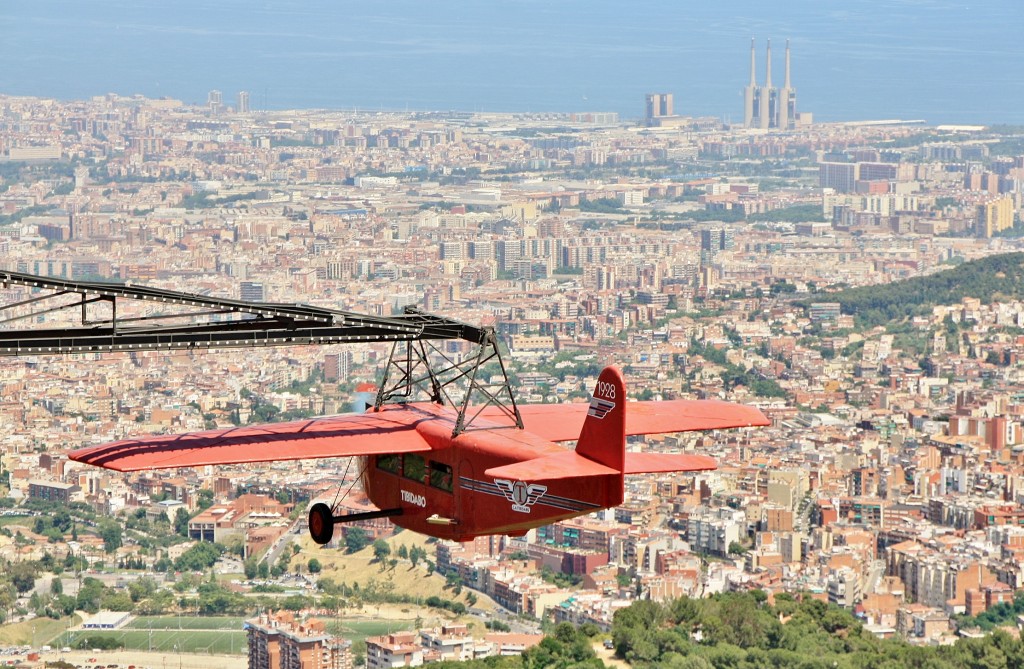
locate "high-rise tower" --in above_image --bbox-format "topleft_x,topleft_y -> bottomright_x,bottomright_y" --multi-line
238,90 -> 250,114
645,93 -> 674,122
743,39 -> 757,127
644,92 -> 679,127
207,89 -> 223,115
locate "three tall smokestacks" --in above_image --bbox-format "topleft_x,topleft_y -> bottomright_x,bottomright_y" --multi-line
745,39 -> 796,130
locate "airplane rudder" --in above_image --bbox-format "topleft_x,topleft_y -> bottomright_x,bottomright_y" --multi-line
577,366 -> 626,472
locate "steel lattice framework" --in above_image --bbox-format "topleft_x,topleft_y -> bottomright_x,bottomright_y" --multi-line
0,270 -> 521,434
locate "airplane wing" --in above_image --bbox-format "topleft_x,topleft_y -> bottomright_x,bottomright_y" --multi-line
483,399 -> 769,442
68,408 -> 432,472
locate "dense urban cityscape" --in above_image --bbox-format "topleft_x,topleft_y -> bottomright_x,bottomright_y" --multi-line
2,87 -> 1024,669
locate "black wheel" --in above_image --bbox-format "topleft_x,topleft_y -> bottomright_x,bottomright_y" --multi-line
308,503 -> 335,545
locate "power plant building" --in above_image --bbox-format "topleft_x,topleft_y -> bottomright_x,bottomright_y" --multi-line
743,39 -> 805,130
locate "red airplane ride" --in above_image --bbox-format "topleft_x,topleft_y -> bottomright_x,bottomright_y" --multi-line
70,366 -> 769,544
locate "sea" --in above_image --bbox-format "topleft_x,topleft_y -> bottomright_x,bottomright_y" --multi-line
1,0 -> 1022,125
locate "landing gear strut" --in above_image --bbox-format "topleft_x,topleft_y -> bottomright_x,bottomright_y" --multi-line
306,503 -> 404,545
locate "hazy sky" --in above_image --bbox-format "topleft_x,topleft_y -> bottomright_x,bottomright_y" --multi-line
2,0 -> 1022,123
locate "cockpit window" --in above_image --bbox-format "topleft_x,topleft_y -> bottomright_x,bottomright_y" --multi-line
377,453 -> 401,475
429,461 -> 453,492
403,453 -> 426,482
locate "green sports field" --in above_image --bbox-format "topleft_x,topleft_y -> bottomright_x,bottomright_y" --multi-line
69,617 -> 247,655
70,629 -> 247,655
66,616 -> 414,656
324,619 -> 414,645
127,616 -> 246,631
322,619 -> 415,658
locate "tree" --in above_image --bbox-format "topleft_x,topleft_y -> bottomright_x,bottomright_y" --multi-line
10,562 -> 38,594
101,590 -> 133,611
128,577 -> 157,603
197,489 -> 215,510
174,507 -> 191,536
98,520 -> 122,553
53,509 -> 73,533
281,594 -> 309,611
244,557 -> 259,580
308,558 -> 322,574
137,589 -> 174,615
197,581 -> 244,614
344,527 -> 370,554
76,577 -> 106,613
174,542 -> 223,571
372,540 -> 391,565
521,622 -> 598,668
222,534 -> 246,557
0,581 -> 15,619
53,593 -> 77,617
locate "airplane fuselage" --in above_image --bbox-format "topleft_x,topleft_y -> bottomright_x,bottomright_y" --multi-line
68,366 -> 768,545
358,403 -> 620,540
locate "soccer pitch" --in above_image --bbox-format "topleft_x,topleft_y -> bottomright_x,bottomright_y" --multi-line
70,616 -> 413,655
71,617 -> 247,655
127,616 -> 246,631
324,619 -> 414,644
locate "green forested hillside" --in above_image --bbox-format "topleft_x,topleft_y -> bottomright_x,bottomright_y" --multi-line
437,592 -> 1024,669
810,252 -> 1024,328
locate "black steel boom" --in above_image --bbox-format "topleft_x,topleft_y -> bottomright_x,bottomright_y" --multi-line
0,271 -> 521,435
0,270 -> 485,355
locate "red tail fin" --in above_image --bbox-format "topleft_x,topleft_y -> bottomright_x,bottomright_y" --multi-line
575,367 -> 626,473
484,368 -> 625,512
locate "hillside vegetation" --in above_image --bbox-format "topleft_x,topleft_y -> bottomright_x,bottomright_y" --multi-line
435,592 -> 1024,669
808,252 -> 1024,328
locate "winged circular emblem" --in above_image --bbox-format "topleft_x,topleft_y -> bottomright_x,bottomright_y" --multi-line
494,478 -> 548,513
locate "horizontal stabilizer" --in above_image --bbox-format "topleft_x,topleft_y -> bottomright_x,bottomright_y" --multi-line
69,409 -> 432,472
624,453 -> 716,474
481,399 -> 769,443
484,451 -> 718,481
484,451 -> 618,482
